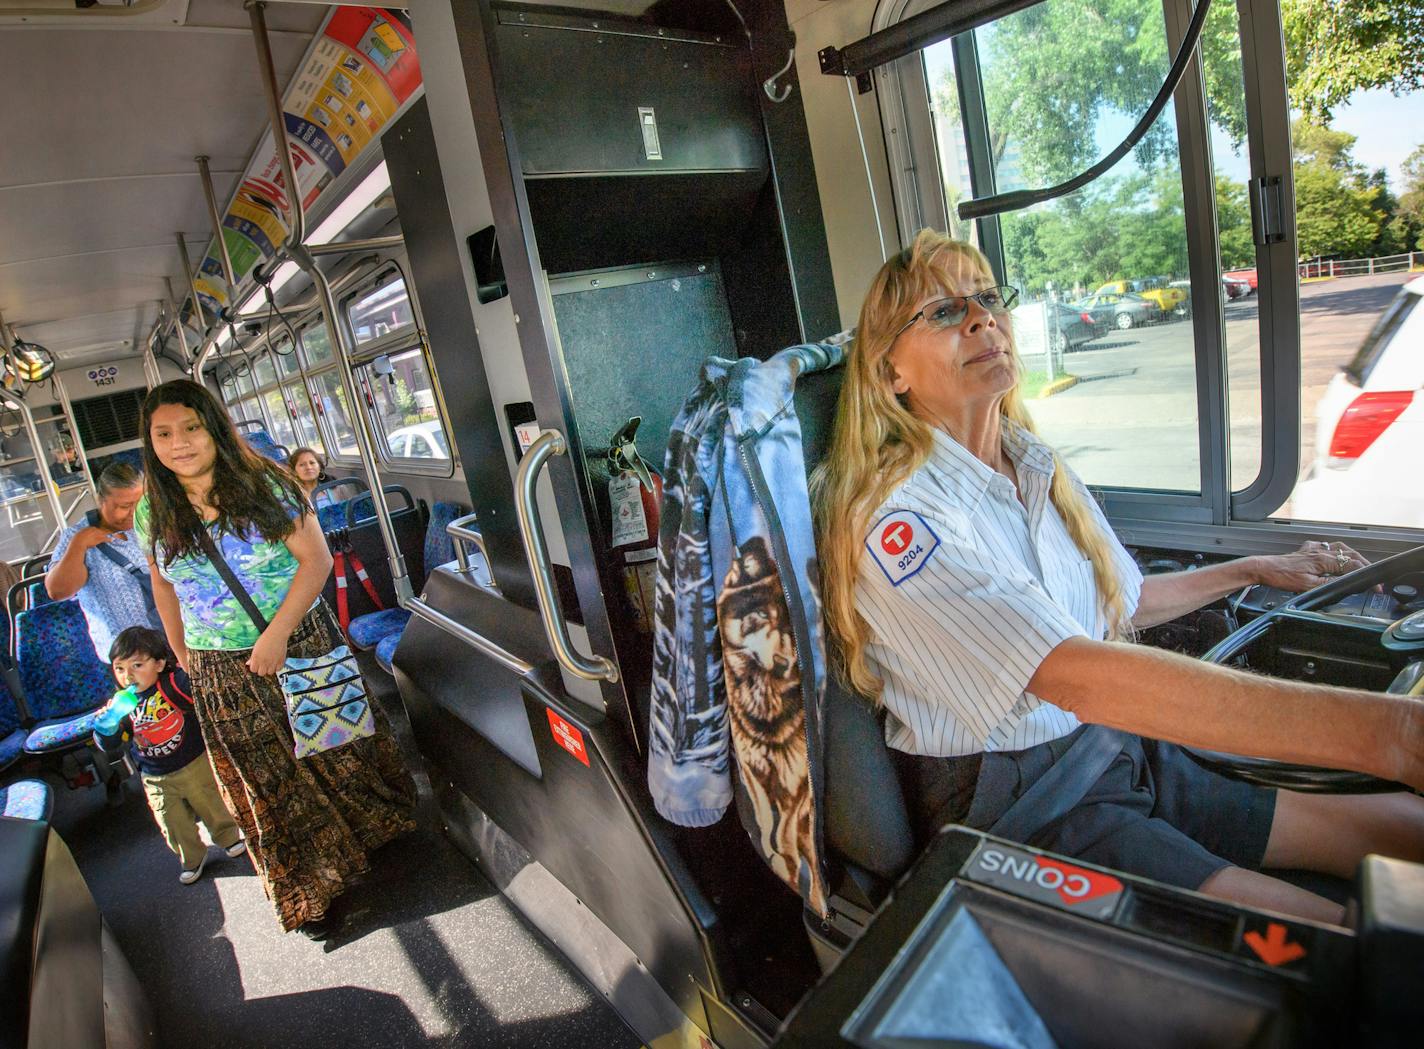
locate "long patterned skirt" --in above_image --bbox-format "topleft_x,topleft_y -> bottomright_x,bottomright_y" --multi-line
187,602 -> 417,931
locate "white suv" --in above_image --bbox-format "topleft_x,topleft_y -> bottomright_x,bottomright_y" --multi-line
1293,277 -> 1424,527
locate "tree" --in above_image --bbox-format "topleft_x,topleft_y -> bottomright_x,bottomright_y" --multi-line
1291,119 -> 1387,257
1284,0 -> 1424,122
1398,143 -> 1424,248
931,0 -> 1423,184
1214,175 -> 1255,270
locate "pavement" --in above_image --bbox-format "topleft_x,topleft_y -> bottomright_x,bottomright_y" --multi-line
1030,273 -> 1414,500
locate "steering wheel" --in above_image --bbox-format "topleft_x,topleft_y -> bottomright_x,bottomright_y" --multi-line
1186,543 -> 1424,794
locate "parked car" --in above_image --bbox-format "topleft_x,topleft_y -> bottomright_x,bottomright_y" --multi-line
386,420 -> 451,460
1093,278 -> 1187,315
1043,302 -> 1101,351
1222,267 -> 1257,293
1074,290 -> 1163,330
1222,274 -> 1252,300
1292,276 -> 1423,527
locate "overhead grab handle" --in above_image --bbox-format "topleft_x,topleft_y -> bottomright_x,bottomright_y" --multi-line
514,430 -> 620,684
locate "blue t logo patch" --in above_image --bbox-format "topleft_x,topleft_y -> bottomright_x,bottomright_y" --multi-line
867,511 -> 941,585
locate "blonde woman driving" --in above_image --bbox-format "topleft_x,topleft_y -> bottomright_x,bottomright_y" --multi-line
814,230 -> 1423,925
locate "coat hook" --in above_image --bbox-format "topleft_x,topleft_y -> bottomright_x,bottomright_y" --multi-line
763,48 -> 795,103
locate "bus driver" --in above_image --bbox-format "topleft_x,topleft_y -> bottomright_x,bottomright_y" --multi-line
814,230 -> 1424,925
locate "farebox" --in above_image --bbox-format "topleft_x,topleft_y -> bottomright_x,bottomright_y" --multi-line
773,827 -> 1423,1049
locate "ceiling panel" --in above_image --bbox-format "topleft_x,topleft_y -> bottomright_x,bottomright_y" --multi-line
0,26 -> 311,186
0,178 -> 216,264
0,0 -> 323,354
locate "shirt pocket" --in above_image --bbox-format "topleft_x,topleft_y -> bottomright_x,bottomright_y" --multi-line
1045,557 -> 1098,636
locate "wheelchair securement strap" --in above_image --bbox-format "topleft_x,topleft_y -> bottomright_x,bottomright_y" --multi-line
986,725 -> 1129,843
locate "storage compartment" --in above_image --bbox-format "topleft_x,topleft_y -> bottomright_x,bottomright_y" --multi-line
493,4 -> 770,273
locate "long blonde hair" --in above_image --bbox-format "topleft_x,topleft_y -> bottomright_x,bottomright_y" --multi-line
812,230 -> 1131,699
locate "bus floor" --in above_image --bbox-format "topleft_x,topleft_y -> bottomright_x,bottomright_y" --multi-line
45,671 -> 643,1049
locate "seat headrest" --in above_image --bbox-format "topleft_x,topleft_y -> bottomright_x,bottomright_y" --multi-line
794,365 -> 845,476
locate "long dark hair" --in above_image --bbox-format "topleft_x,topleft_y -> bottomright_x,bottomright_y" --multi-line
140,379 -> 310,564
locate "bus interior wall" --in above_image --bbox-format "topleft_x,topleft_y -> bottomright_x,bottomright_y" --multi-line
485,2 -> 835,695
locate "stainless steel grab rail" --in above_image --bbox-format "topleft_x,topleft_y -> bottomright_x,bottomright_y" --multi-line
405,599 -> 533,676
445,513 -> 491,579
514,430 -> 620,684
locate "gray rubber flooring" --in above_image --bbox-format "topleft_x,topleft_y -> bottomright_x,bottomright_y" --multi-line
47,684 -> 642,1049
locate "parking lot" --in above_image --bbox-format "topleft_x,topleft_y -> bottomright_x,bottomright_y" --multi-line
1027,272 -> 1414,504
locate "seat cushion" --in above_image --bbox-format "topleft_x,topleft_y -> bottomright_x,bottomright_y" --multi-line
16,600 -> 116,722
375,632 -> 400,674
24,710 -> 100,755
424,502 -> 464,574
316,500 -> 350,534
347,608 -> 410,649
0,780 -> 52,822
0,728 -> 25,771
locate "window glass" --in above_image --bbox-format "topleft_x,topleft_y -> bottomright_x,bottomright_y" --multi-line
348,273 -> 416,346
314,371 -> 359,458
361,348 -> 451,464
927,0 -> 1202,491
1212,22 -> 1264,497
254,350 -> 278,389
922,45 -> 978,245
284,381 -> 324,455
233,397 -> 263,430
302,323 -> 334,367
1278,95 -> 1424,527
33,416 -> 84,489
262,389 -> 298,450
273,336 -> 302,378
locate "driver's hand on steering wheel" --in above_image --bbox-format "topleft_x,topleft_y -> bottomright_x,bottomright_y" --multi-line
1253,540 -> 1371,592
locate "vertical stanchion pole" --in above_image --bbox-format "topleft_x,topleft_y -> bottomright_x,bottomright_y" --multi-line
246,0 -> 410,601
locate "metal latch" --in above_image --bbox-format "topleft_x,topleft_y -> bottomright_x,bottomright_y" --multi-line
638,106 -> 662,161
1250,175 -> 1286,245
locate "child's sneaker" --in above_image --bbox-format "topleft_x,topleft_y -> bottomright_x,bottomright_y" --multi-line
224,839 -> 247,859
179,856 -> 207,885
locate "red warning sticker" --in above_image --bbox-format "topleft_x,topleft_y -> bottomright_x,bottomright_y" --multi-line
546,709 -> 590,767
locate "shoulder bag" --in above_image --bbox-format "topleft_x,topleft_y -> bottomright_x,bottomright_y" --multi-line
197,529 -> 375,759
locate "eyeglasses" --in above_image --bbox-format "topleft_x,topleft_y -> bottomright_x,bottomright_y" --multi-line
895,286 -> 1020,339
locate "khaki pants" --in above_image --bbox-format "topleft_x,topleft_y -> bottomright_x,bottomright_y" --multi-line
141,755 -> 241,871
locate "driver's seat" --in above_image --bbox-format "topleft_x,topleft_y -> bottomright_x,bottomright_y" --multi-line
796,365 -> 919,960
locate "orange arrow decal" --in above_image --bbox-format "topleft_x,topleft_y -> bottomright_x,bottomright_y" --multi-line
1244,922 -> 1307,966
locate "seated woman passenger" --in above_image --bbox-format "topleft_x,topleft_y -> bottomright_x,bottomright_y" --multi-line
814,230 -> 1423,925
287,447 -> 329,504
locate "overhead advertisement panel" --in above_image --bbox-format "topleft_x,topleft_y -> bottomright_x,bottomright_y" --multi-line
193,6 -> 422,319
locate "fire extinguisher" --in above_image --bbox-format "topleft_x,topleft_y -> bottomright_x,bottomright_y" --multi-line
606,416 -> 663,633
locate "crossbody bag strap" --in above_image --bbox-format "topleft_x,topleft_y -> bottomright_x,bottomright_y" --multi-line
87,510 -> 156,598
196,528 -> 271,635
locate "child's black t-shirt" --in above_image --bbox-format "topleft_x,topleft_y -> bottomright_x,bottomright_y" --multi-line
124,667 -> 207,776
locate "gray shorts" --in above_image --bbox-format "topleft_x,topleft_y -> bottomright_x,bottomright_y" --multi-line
899,727 -> 1278,890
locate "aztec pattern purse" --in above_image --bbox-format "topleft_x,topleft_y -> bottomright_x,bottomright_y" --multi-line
199,530 -> 375,759
279,645 -> 376,758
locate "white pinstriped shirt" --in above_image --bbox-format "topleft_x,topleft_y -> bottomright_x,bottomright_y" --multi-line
855,422 -> 1142,757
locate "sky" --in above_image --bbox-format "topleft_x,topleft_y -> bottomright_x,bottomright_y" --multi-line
1209,88 -> 1424,188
